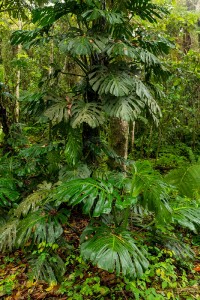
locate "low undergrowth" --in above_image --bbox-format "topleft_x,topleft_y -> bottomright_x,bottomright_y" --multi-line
1,216 -> 199,300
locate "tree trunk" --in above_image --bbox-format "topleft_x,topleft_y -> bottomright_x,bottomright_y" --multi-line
15,19 -> 22,122
110,118 -> 129,170
82,123 -> 100,165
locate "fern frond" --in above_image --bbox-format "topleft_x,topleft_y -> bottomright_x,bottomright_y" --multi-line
0,219 -> 19,252
81,224 -> 149,277
0,155 -> 16,177
14,181 -> 52,218
0,208 -> 8,226
59,163 -> 91,181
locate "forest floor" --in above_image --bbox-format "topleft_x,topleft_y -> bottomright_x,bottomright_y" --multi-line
0,214 -> 200,300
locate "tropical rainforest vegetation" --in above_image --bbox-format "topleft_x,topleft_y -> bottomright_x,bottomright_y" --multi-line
0,0 -> 200,299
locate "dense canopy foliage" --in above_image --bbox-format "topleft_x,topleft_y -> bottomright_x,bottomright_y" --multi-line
0,0 -> 200,299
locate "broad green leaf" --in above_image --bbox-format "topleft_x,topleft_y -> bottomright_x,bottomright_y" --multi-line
81,225 -> 149,277
71,100 -> 105,128
54,178 -> 120,217
165,164 -> 200,198
64,128 -> 82,166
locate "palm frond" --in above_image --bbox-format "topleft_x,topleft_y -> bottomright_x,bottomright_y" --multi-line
173,207 -> 200,233
81,224 -> 149,277
171,197 -> 200,233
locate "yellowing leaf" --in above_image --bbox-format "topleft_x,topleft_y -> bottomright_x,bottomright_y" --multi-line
26,280 -> 36,288
156,268 -> 161,276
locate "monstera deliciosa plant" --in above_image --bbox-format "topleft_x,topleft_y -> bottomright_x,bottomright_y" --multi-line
10,0 -> 172,160
1,0 -> 199,283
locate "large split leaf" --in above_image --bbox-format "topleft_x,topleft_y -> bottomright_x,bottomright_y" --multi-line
130,161 -> 172,223
71,100 -> 105,128
81,224 -> 149,277
29,252 -> 66,283
0,178 -> 19,208
128,0 -> 169,23
54,178 -> 120,217
44,98 -> 69,124
89,68 -> 132,97
103,94 -> 144,122
165,164 -> 200,198
64,128 -> 82,166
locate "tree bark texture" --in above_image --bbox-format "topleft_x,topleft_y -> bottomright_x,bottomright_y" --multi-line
110,118 -> 129,170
